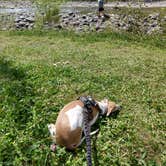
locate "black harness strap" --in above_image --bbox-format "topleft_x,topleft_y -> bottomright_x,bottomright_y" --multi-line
79,96 -> 95,112
78,96 -> 103,115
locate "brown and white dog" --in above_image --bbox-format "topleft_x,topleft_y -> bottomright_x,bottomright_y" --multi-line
48,98 -> 121,150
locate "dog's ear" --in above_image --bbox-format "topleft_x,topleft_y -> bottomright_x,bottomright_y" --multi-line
106,102 -> 117,116
106,102 -> 122,116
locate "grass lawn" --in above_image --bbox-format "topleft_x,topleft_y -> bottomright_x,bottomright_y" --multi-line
0,30 -> 165,165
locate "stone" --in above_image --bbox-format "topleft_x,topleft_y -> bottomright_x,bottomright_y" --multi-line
82,22 -> 89,26
64,21 -> 69,25
19,15 -> 25,19
147,25 -> 161,35
17,21 -> 26,26
150,21 -> 158,27
54,24 -> 62,29
62,15 -> 68,19
82,15 -> 86,19
149,13 -> 159,20
92,18 -> 98,22
68,12 -> 74,16
26,17 -> 35,22
15,18 -> 21,23
42,11 -> 165,35
72,21 -> 80,26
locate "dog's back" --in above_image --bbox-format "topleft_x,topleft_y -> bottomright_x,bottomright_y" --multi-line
55,100 -> 84,149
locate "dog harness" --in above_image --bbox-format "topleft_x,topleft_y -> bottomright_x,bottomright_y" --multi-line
78,96 -> 103,116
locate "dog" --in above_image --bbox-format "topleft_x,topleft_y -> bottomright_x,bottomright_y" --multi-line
48,97 -> 121,150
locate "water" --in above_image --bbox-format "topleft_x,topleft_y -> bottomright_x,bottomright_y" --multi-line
60,2 -> 99,14
60,1 -> 115,14
0,8 -> 36,14
60,6 -> 98,14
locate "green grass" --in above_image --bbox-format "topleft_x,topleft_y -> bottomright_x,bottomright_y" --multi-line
0,30 -> 166,165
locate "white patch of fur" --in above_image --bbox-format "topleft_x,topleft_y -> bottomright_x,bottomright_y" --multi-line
90,112 -> 99,126
48,123 -> 56,138
65,105 -> 84,131
98,101 -> 108,115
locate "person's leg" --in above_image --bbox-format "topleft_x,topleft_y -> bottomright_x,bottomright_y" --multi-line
98,0 -> 104,17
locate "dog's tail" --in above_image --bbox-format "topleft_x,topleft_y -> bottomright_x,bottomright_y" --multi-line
83,108 -> 92,166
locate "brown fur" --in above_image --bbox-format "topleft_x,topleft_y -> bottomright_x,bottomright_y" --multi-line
49,99 -> 121,150
107,101 -> 118,116
55,100 -> 99,149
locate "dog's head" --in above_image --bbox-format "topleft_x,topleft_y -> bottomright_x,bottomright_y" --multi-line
100,99 -> 122,116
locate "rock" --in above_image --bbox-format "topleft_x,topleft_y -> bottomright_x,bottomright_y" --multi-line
72,21 -> 80,26
18,21 -> 26,26
26,17 -> 35,22
41,11 -> 165,35
62,14 -> 68,19
54,24 -> 62,29
149,13 -> 159,20
14,13 -> 35,30
15,18 -> 21,23
147,25 -> 161,35
150,21 -> 158,27
68,12 -> 74,16
82,15 -> 86,19
19,15 -> 25,19
64,21 -> 69,25
92,17 -> 98,22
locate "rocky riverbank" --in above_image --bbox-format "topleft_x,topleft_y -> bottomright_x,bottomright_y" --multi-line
44,12 -> 166,35
0,1 -> 166,34
0,1 -> 36,30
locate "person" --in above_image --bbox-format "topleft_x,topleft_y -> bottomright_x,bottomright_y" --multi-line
98,0 -> 107,18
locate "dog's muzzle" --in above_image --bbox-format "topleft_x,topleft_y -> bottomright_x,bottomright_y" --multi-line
115,105 -> 122,111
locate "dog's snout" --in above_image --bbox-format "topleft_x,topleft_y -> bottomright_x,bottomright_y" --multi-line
116,105 -> 122,111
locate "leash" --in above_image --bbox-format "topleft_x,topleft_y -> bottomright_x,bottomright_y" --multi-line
78,96 -> 101,166
83,107 -> 92,166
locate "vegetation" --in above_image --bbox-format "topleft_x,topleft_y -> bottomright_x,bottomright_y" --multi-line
0,30 -> 165,165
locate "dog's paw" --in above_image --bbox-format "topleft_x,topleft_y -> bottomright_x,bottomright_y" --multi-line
50,143 -> 56,152
48,124 -> 56,137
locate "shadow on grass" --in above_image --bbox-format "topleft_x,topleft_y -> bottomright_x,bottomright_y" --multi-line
0,57 -> 38,164
0,57 -> 26,80
0,56 -> 35,129
110,109 -> 121,119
